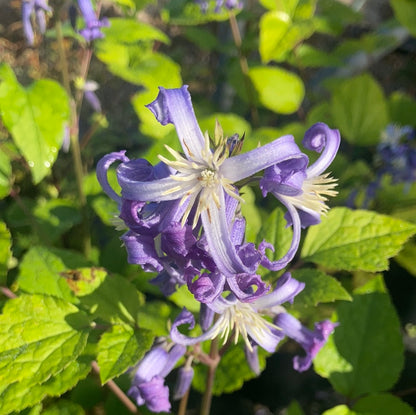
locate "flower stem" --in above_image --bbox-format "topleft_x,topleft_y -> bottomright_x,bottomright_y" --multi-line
177,385 -> 190,415
55,21 -> 91,258
200,337 -> 220,415
228,12 -> 259,126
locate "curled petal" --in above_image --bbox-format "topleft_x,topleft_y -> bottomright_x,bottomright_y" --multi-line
226,273 -> 270,303
186,267 -> 226,304
274,312 -> 338,372
253,272 -> 304,310
96,151 -> 129,203
303,123 -> 341,178
121,231 -> 163,272
146,86 -> 205,160
161,222 -> 196,258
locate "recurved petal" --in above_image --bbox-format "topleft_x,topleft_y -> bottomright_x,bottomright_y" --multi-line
146,86 -> 205,160
303,123 -> 341,178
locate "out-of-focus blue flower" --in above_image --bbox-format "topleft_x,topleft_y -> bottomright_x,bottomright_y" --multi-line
77,0 -> 109,42
22,0 -> 52,45
128,344 -> 186,413
196,0 -> 242,13
75,78 -> 102,112
274,312 -> 338,372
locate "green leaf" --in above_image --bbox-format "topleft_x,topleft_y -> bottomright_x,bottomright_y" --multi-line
322,406 -> 354,415
0,64 -> 69,184
352,393 -> 416,415
390,0 -> 416,36
17,246 -> 77,302
192,345 -> 267,395
32,198 -> 82,244
314,276 -> 404,398
286,400 -> 306,415
0,221 -> 12,283
169,284 -> 200,313
137,301 -> 173,336
41,400 -> 85,415
199,113 -> 252,141
395,241 -> 416,277
301,207 -> 416,272
291,269 -> 352,308
97,324 -> 154,383
0,149 -> 12,199
0,295 -> 90,394
100,18 -> 169,45
259,8 -> 315,63
389,91 -> 416,127
249,66 -> 304,114
330,74 -> 389,146
256,207 -> 293,275
73,269 -> 145,325
240,186 -> 262,244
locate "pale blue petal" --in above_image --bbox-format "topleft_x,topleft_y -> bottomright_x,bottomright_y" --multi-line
221,135 -> 307,183
146,86 -> 205,160
303,123 -> 341,178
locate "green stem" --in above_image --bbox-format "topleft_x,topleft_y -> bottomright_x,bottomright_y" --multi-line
200,338 -> 220,415
228,13 -> 259,126
56,21 -> 91,257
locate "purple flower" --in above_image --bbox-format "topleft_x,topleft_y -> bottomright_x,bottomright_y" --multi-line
170,273 -> 305,354
128,344 -> 186,412
22,0 -> 52,45
261,122 -> 340,229
274,312 -> 338,372
116,86 -> 307,288
77,0 -> 109,42
196,0 -> 242,13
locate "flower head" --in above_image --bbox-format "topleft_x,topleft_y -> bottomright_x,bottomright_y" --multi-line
77,0 -> 109,42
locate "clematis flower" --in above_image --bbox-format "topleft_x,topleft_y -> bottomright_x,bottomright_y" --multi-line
22,0 -> 52,45
170,273 -> 304,354
274,312 -> 338,372
77,0 -> 109,42
128,344 -> 186,413
196,0 -> 242,13
261,122 -> 340,229
117,86 -> 307,288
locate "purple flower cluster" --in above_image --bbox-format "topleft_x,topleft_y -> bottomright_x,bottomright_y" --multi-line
97,86 -> 340,412
350,124 -> 416,208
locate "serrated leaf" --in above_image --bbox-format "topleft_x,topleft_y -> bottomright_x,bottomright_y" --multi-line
314,276 -> 404,398
137,301 -> 173,336
41,400 -> 85,415
17,246 -> 77,302
0,295 -> 90,391
97,325 -> 154,383
330,74 -> 389,146
249,66 -> 304,114
0,64 -> 69,184
291,269 -> 351,307
0,355 -> 91,415
73,270 -> 144,325
192,345 -> 267,395
0,221 -> 12,283
301,207 -> 416,272
0,149 -> 12,199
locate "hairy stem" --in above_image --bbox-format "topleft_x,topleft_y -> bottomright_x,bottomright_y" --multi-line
91,361 -> 139,414
200,337 -> 220,415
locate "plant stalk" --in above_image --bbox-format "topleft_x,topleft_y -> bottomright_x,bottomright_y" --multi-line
200,337 -> 220,415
